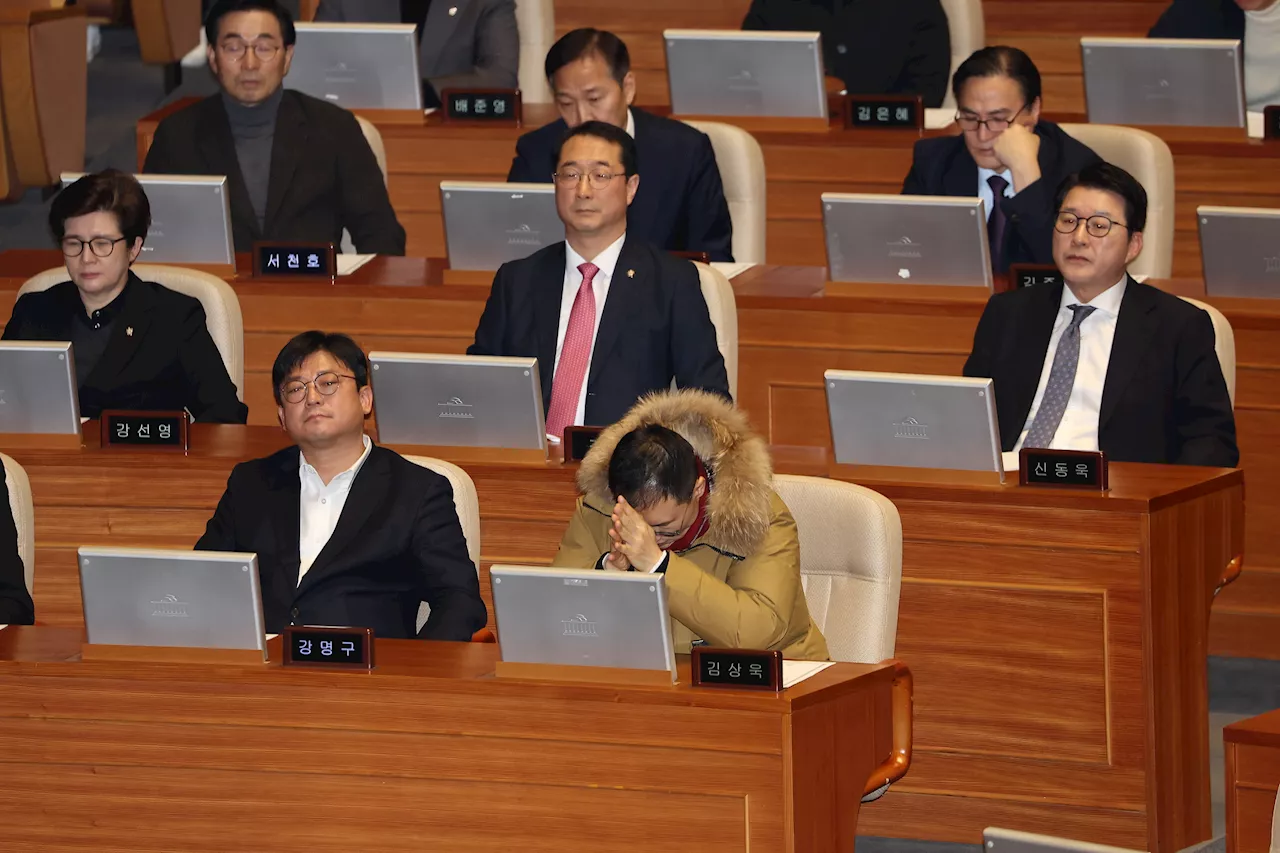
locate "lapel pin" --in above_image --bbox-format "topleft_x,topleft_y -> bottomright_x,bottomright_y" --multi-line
126,327 -> 134,337
627,269 -> 635,278
448,5 -> 457,14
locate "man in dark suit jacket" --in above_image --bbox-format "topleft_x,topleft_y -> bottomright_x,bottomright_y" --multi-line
144,0 -> 405,255
506,29 -> 734,262
471,121 -> 730,437
1149,0 -> 1246,39
0,464 -> 34,626
902,46 -> 1101,273
197,331 -> 487,639
964,163 -> 1237,467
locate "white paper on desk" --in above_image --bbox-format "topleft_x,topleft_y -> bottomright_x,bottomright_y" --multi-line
266,633 -> 279,641
924,108 -> 955,131
709,261 -> 756,280
425,107 -> 437,116
336,254 -> 376,276
1001,450 -> 1020,474
1248,111 -> 1264,139
782,660 -> 836,688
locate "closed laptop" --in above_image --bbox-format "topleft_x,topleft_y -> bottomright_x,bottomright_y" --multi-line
440,181 -> 563,271
1198,205 -> 1280,298
290,23 -> 423,110
1081,37 -> 1244,127
0,342 -> 80,435
664,29 -> 827,119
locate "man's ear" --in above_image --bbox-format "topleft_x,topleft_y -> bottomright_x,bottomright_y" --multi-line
692,475 -> 707,502
359,383 -> 373,417
1125,230 -> 1145,265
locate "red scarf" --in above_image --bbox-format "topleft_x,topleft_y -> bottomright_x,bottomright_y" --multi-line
669,458 -> 711,552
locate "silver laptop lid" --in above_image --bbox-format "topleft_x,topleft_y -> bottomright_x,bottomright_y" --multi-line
369,352 -> 547,450
0,342 -> 80,434
491,565 -> 677,679
1198,204 -> 1280,297
440,181 -> 564,270
1081,37 -> 1244,127
78,546 -> 267,654
664,29 -> 827,119
290,23 -> 423,110
825,369 -> 1003,473
60,173 -> 233,265
822,193 -> 994,288
983,828 -> 1145,853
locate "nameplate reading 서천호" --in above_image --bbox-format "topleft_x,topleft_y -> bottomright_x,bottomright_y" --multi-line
691,647 -> 782,692
440,88 -> 522,126
100,410 -> 189,451
562,425 -> 604,462
1006,264 -> 1063,291
281,626 -> 375,670
843,94 -> 923,131
1019,448 -> 1108,491
252,242 -> 336,279
1265,105 -> 1280,141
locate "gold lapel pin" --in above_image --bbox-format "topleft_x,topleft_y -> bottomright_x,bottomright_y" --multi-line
448,5 -> 457,15
627,269 -> 635,278
126,327 -> 134,337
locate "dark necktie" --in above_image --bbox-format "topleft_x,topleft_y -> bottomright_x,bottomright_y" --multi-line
1022,304 -> 1098,449
987,174 -> 1009,268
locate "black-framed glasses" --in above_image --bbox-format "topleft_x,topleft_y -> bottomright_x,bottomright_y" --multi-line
280,372 -> 356,404
955,103 -> 1028,133
218,39 -> 282,62
61,236 -> 126,258
553,169 -> 624,190
1055,211 -> 1130,239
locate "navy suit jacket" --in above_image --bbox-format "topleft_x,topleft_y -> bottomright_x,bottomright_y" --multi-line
0,465 -> 33,625
1148,0 -> 1245,39
506,108 -> 735,262
467,236 -> 731,427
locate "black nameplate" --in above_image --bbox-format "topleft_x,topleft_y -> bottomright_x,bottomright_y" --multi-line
1265,105 -> 1280,141
282,626 -> 375,670
252,242 -> 336,278
562,425 -> 603,462
691,647 -> 782,692
844,94 -> 923,131
1019,448 -> 1108,491
100,410 -> 188,451
440,88 -> 521,125
1007,264 -> 1063,291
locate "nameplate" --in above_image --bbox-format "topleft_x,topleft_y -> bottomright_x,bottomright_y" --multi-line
843,94 -> 923,131
691,647 -> 782,692
1007,264 -> 1063,291
440,88 -> 521,125
252,242 -> 336,278
1018,448 -> 1108,491
100,410 -> 189,451
562,425 -> 603,462
281,626 -> 375,670
1265,105 -> 1280,141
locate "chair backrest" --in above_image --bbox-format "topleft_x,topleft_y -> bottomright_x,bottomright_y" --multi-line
19,265 -> 245,400
402,455 -> 481,632
773,474 -> 903,663
1271,785 -> 1280,853
1180,296 -> 1237,406
1058,123 -> 1175,280
691,262 -> 739,399
680,120 -> 766,264
514,0 -> 554,104
937,0 -> 985,112
1,453 -> 34,597
354,115 -> 388,184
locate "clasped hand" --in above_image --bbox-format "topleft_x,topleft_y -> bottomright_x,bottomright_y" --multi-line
603,496 -> 663,572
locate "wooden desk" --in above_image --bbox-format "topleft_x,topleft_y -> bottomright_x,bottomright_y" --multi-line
0,424 -> 1244,849
1226,710 -> 1280,853
0,626 -> 902,852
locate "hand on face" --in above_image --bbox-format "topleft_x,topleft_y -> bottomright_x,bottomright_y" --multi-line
608,496 -> 663,572
991,122 -> 1042,185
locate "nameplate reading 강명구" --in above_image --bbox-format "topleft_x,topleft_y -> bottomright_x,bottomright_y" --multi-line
282,626 -> 375,670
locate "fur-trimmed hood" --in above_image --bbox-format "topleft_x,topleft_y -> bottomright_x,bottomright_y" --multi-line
576,390 -> 773,559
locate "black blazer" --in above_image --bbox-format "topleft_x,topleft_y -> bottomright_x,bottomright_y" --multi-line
742,0 -> 951,108
143,90 -> 406,255
506,108 -> 735,262
195,444 -> 487,640
963,276 -> 1238,467
2,274 -> 247,423
0,465 -> 34,626
1148,0 -> 1245,39
467,237 -> 731,427
901,120 -> 1102,272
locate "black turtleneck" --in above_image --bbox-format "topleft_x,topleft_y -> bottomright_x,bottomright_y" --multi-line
221,86 -> 285,231
70,276 -> 131,388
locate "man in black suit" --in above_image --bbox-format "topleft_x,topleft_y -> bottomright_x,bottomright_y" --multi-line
964,163 -> 1237,467
471,121 -> 730,439
196,331 -> 487,639
0,464 -> 34,626
902,47 -> 1101,273
1149,0 -> 1280,112
144,0 -> 405,255
506,29 -> 734,262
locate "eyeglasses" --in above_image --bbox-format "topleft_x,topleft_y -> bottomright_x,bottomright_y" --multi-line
1055,211 -> 1130,239
61,236 -> 126,258
955,103 -> 1028,133
218,40 -> 282,62
553,169 -> 624,190
279,372 -> 356,404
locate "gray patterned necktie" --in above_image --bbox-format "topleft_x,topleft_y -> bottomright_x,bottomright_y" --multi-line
1023,304 -> 1097,449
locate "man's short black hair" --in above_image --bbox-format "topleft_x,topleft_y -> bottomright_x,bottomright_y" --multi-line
49,169 -> 151,246
205,0 -> 296,47
1054,162 -> 1148,234
271,331 -> 368,405
544,28 -> 630,85
607,424 -> 699,510
554,120 -> 638,177
952,46 -> 1042,107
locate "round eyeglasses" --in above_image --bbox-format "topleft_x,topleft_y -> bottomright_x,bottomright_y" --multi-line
61,237 -> 126,258
553,169 -> 624,190
279,372 -> 356,404
954,103 -> 1029,133
218,40 -> 282,63
1055,211 -> 1129,239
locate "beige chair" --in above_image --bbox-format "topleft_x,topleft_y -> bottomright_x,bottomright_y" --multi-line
1272,786 -> 1280,853
1059,123 -> 1175,280
1181,296 -> 1237,406
19,264 -> 246,400
341,116 -> 389,254
938,0 -> 985,112
691,262 -> 739,399
681,120 -> 766,264
403,456 -> 480,633
514,0 -> 554,104
1,454 -> 34,602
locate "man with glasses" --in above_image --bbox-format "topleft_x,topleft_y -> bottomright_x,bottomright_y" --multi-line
196,330 -> 487,639
901,46 -> 1101,273
470,121 -> 730,440
963,163 -> 1237,466
144,0 -> 405,255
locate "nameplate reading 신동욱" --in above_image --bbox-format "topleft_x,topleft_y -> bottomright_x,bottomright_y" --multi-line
1019,448 -> 1108,491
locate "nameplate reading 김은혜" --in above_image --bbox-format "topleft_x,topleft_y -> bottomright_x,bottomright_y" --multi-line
691,647 -> 782,692
843,94 -> 923,131
100,410 -> 189,451
281,626 -> 375,670
253,242 -> 336,279
440,88 -> 522,126
1019,448 -> 1108,491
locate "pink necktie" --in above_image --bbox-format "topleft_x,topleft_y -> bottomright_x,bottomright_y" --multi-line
546,262 -> 599,440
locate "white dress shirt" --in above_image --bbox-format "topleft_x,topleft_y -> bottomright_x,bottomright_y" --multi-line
625,108 -> 635,138
1245,3 -> 1280,111
978,166 -> 1015,222
297,433 -> 372,584
554,233 -> 627,428
1013,277 -> 1128,453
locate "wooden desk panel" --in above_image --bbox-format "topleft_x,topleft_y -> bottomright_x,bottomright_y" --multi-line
1225,710 -> 1280,853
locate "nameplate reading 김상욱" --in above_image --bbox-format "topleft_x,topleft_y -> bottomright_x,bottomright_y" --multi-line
440,89 -> 521,126
253,242 -> 336,278
282,626 -> 375,670
1019,448 -> 1108,491
1006,264 -> 1063,291
691,647 -> 782,692
843,94 -> 923,131
100,410 -> 188,451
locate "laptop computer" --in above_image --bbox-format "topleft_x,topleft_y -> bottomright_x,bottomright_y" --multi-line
0,342 -> 80,435
440,181 -> 564,270
1081,37 -> 1244,127
983,828 -> 1144,853
490,565 -> 678,680
664,29 -> 828,119
1198,205 -> 1280,297
822,193 -> 994,287
825,370 -> 1004,475
368,352 -> 547,450
290,22 -> 423,110
78,546 -> 267,655
60,173 -> 233,265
